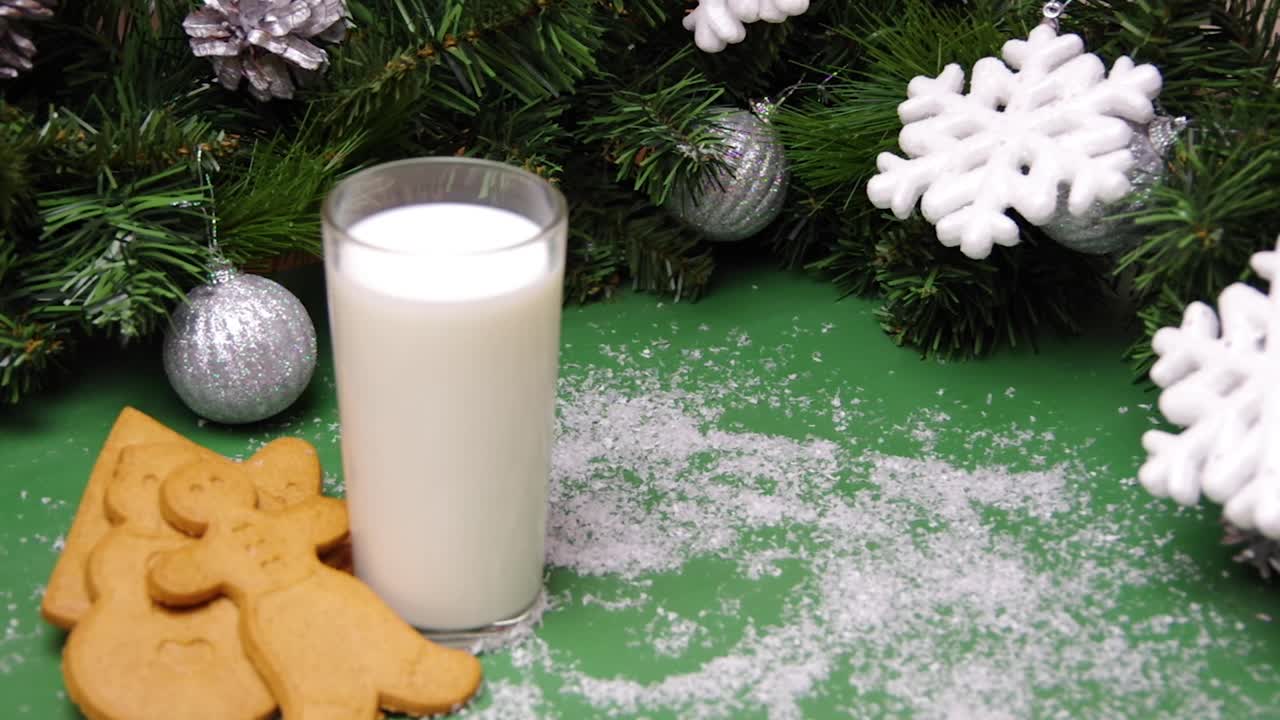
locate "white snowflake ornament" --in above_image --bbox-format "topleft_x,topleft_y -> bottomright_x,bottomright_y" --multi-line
1139,241 -> 1280,537
867,24 -> 1163,260
683,0 -> 809,53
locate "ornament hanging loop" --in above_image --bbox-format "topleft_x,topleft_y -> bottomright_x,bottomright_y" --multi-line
193,145 -> 235,285
1041,0 -> 1073,31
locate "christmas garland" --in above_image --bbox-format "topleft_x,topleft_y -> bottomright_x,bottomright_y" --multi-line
2,0 -> 1280,404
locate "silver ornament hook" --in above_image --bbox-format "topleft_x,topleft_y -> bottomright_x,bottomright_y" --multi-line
754,71 -> 840,123
193,145 -> 235,284
1042,0 -> 1073,30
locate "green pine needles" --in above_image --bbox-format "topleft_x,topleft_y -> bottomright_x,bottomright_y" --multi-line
2,0 -> 1279,402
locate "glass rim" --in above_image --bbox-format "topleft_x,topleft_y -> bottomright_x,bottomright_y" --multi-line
321,156 -> 568,258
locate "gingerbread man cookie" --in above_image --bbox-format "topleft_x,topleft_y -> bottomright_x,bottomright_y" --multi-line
148,463 -> 484,719
58,441 -> 307,720
42,408 -> 209,628
63,527 -> 275,720
41,407 -> 324,629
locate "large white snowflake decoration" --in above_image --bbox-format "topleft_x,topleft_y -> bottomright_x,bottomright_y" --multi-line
1139,241 -> 1280,536
866,24 -> 1163,260
683,0 -> 809,53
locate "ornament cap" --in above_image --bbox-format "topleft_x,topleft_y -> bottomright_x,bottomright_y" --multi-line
207,257 -> 238,284
749,98 -> 777,122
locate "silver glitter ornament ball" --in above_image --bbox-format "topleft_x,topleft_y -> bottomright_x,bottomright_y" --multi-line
1041,116 -> 1186,255
668,104 -> 789,242
163,270 -> 317,424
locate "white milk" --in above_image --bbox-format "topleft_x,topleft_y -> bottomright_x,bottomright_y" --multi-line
326,203 -> 563,630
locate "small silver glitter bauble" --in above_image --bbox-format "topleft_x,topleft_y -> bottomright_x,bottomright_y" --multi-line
668,104 -> 789,242
1042,115 -> 1186,255
163,269 -> 317,424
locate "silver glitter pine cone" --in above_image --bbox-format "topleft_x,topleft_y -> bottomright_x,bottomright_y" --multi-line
164,269 -> 317,424
667,103 -> 790,242
0,0 -> 55,79
183,0 -> 346,101
1041,115 -> 1186,255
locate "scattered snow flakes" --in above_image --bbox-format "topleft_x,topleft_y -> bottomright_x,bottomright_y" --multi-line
502,354 -> 1272,718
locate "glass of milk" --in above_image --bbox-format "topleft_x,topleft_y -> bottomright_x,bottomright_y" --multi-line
321,158 -> 566,643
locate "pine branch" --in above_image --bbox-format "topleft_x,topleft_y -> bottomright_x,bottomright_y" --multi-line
872,223 -> 1105,358
1069,0 -> 1280,111
0,310 -> 70,405
324,0 -> 604,134
0,163 -> 211,401
624,220 -> 714,302
1223,0 -> 1280,82
768,187 -> 845,271
695,14 -> 796,97
581,50 -> 730,205
0,103 -> 35,232
804,211 -> 889,298
11,165 -> 208,339
1117,103 -> 1280,377
455,97 -> 572,179
564,194 -> 628,304
563,171 -> 713,303
23,0 -> 204,114
32,97 -> 229,186
216,129 -> 364,264
772,78 -> 902,205
602,0 -> 671,29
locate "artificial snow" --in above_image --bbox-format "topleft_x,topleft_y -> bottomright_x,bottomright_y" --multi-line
452,327 -> 1280,718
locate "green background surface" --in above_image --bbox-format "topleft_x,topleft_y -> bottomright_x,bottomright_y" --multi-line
2,259 -> 1279,718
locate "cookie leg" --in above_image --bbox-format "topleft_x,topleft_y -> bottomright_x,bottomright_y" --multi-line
378,641 -> 484,717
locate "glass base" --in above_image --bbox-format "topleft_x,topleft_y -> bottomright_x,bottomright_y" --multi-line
415,589 -> 546,652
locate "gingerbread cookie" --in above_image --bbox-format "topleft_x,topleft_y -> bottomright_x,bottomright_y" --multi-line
42,408 -> 214,628
234,436 -> 325,512
63,527 -> 275,720
41,407 -> 324,629
59,444 -> 298,720
105,444 -> 213,532
148,464 -> 484,719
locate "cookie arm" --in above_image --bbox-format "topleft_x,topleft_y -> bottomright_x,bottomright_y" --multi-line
291,497 -> 350,553
147,543 -> 224,607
